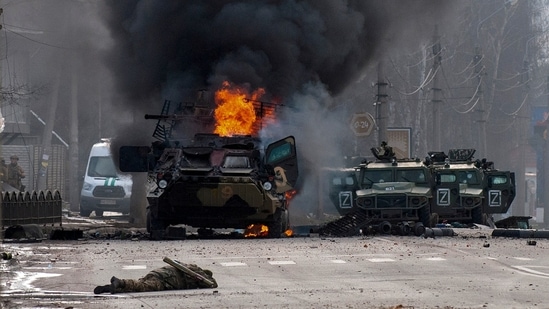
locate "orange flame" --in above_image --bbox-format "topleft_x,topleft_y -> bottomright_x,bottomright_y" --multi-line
214,81 -> 265,137
284,229 -> 293,237
244,224 -> 269,238
285,189 -> 297,200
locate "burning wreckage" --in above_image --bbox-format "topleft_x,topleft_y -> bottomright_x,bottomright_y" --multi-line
321,144 -> 516,237
119,86 -> 298,239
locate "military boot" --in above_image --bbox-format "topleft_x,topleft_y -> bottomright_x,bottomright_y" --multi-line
93,285 -> 111,294
110,276 -> 125,294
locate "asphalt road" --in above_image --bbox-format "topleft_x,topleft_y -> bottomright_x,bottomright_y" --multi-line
2,219 -> 549,309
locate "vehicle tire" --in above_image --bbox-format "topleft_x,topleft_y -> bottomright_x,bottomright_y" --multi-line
268,208 -> 287,238
94,210 -> 104,217
282,208 -> 290,233
397,222 -> 411,236
378,221 -> 392,234
413,222 -> 425,236
79,208 -> 92,217
148,210 -> 167,240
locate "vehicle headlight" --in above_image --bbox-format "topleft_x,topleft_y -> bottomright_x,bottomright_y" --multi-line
158,179 -> 168,189
82,182 -> 93,191
263,181 -> 272,191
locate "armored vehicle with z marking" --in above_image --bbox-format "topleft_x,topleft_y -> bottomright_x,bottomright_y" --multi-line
323,143 -> 516,236
325,143 -> 432,236
427,149 -> 515,226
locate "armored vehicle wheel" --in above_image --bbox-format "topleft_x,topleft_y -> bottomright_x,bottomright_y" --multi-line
147,208 -> 167,239
94,210 -> 104,217
79,208 -> 92,217
268,208 -> 288,238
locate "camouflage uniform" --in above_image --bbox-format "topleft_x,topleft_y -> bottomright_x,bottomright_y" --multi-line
94,265 -> 217,294
7,155 -> 25,191
0,159 -> 8,183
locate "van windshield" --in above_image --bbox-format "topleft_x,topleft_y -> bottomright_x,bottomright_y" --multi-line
88,156 -> 118,177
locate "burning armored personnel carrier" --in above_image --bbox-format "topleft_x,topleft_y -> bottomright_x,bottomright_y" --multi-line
119,100 -> 298,239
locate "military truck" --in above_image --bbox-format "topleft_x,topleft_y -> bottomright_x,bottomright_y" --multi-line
323,144 -> 432,236
427,149 -> 515,226
120,130 -> 298,239
323,144 -> 516,236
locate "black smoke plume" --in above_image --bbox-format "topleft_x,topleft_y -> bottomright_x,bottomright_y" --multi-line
103,0 -> 453,107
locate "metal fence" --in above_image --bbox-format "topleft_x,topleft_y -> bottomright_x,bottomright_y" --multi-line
1,190 -> 62,228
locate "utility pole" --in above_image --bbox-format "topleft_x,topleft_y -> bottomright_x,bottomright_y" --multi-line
375,60 -> 388,145
431,25 -> 442,151
0,7 -> 3,239
537,76 -> 549,227
513,60 -> 529,217
473,46 -> 487,156
36,71 -> 60,191
69,54 -> 80,212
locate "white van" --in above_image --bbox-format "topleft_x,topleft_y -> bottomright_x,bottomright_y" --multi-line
80,138 -> 132,217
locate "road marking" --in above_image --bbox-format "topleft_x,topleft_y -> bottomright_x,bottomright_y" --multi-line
23,267 -> 72,270
426,257 -> 446,261
268,261 -> 296,265
513,257 -> 533,261
331,260 -> 347,264
367,258 -> 395,263
122,265 -> 147,270
513,266 -> 549,278
220,262 -> 247,267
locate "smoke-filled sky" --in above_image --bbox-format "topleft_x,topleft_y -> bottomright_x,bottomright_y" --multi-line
102,0 -> 455,107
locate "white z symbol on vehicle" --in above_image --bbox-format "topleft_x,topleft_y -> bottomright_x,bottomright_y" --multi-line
437,188 -> 450,206
339,191 -> 353,209
489,190 -> 501,207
